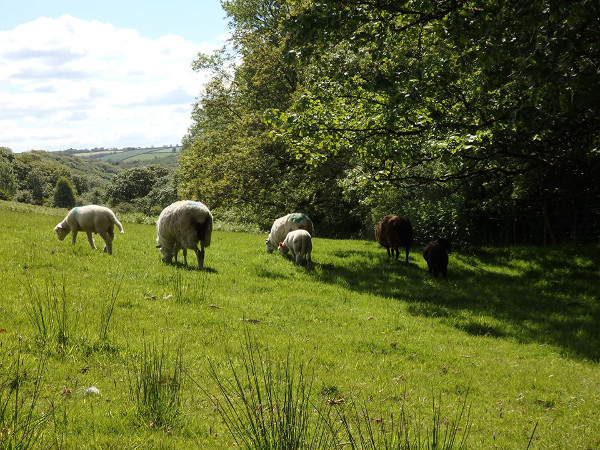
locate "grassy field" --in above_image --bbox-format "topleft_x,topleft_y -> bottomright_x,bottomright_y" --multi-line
0,201 -> 599,449
73,146 -> 180,164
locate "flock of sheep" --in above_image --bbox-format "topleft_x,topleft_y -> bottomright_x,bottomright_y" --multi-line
53,201 -> 451,276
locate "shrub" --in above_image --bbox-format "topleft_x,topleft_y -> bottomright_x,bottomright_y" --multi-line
52,177 -> 77,208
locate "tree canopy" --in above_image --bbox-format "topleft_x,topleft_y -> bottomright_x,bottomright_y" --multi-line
179,0 -> 600,242
53,176 -> 77,209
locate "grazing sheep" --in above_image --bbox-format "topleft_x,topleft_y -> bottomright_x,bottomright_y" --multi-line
278,229 -> 312,266
423,238 -> 452,277
156,200 -> 213,269
375,215 -> 413,263
54,205 -> 124,255
266,213 -> 314,253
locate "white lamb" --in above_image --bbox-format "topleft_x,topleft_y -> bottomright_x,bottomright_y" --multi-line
265,213 -> 314,253
156,200 -> 213,269
54,205 -> 124,255
278,229 -> 313,266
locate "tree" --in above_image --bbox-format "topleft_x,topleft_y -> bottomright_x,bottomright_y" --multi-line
53,177 -> 77,208
265,0 -> 600,242
0,159 -> 17,200
107,165 -> 170,204
179,0 -> 363,235
0,149 -> 16,200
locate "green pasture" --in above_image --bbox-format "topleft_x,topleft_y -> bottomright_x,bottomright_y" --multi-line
0,201 -> 598,448
98,147 -> 178,163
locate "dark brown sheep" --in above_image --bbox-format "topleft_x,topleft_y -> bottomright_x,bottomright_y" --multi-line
422,238 -> 452,277
375,215 -> 413,263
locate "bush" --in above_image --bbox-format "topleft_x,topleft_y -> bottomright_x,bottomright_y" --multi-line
53,177 -> 77,208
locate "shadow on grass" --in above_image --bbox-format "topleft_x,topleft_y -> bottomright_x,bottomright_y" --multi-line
311,244 -> 600,361
168,261 -> 218,273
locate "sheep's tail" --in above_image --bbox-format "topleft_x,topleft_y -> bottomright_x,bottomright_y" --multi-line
112,213 -> 124,234
198,215 -> 213,248
188,205 -> 213,248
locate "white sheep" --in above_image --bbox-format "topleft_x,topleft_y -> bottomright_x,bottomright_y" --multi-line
278,229 -> 313,266
54,205 -> 124,255
265,213 -> 314,253
156,200 -> 213,269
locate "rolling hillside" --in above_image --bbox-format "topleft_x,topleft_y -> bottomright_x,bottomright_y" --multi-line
67,145 -> 181,165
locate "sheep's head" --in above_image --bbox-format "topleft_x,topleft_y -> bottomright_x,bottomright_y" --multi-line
265,237 -> 276,253
54,223 -> 70,241
278,242 -> 289,256
156,243 -> 174,263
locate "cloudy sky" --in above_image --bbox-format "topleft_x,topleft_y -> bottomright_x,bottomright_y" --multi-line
0,0 -> 229,152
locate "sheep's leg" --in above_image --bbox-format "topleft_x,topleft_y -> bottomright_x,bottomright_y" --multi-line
84,231 -> 96,249
194,246 -> 205,269
405,247 -> 409,264
386,247 -> 391,257
71,230 -> 78,245
98,231 -> 112,254
295,253 -> 303,265
182,249 -> 188,266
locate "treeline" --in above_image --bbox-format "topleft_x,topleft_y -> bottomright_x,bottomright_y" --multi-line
178,0 -> 599,244
0,148 -> 176,215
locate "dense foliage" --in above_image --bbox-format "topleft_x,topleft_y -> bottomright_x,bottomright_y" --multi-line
0,147 -> 177,215
52,176 -> 77,208
178,1 -> 362,235
106,165 -> 176,215
180,0 -> 599,243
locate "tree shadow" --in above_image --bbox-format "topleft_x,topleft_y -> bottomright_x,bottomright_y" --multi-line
309,245 -> 600,361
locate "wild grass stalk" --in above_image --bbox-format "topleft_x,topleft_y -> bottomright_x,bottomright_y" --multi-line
171,270 -> 209,304
55,276 -> 69,348
171,271 -> 185,303
203,325 -> 472,449
128,340 -> 184,429
202,325 -> 331,449
0,344 -> 50,449
98,278 -> 121,342
330,391 -> 471,450
22,274 -> 71,351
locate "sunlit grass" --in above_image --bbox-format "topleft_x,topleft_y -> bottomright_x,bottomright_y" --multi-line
0,200 -> 599,448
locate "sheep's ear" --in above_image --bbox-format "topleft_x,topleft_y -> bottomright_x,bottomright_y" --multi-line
279,242 -> 283,247
155,244 -> 162,248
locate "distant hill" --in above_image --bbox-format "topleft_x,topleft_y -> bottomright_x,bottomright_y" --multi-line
61,145 -> 182,167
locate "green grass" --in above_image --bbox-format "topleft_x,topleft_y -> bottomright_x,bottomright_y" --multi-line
0,199 -> 599,448
95,146 -> 179,163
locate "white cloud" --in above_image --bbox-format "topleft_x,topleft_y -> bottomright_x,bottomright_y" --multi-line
0,14 -> 225,152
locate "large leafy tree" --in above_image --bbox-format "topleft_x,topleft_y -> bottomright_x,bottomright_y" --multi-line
180,0 -> 598,242
276,0 -> 599,181
268,0 -> 600,242
179,0 -> 362,233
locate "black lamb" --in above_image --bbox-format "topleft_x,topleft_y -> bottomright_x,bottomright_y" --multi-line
423,238 -> 452,277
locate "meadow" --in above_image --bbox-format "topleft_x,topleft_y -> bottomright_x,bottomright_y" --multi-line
0,200 -> 599,449
73,146 -> 180,164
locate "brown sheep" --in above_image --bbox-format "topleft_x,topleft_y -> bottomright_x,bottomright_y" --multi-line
375,215 -> 413,263
423,238 -> 452,277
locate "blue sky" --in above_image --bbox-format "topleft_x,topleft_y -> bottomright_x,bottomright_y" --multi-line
0,1 -> 230,152
1,0 -> 229,44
